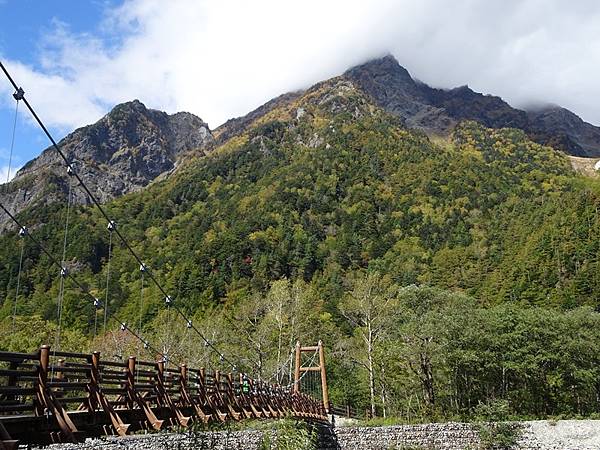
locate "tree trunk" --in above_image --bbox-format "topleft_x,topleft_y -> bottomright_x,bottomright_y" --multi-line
420,350 -> 435,408
379,364 -> 387,418
367,325 -> 376,418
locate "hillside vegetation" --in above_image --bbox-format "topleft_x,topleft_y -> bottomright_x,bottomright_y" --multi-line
2,78 -> 600,420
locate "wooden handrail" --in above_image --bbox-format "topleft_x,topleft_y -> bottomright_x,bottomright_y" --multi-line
0,344 -> 328,447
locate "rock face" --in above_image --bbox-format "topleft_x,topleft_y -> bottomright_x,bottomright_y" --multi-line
527,106 -> 600,157
214,91 -> 302,143
0,100 -> 213,229
342,54 -> 459,133
344,55 -> 600,156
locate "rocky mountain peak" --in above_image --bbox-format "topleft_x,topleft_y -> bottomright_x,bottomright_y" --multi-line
343,55 -> 600,156
343,55 -> 426,120
345,54 -> 416,85
0,100 -> 214,229
526,106 -> 600,157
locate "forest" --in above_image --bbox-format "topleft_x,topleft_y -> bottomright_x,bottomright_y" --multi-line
2,79 -> 600,420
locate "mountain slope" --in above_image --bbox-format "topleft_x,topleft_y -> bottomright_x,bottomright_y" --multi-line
0,100 -> 213,229
3,75 -> 595,320
527,105 -> 600,156
344,55 -> 600,157
2,57 -> 600,311
4,54 -> 597,234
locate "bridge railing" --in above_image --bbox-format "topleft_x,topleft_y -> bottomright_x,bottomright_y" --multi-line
0,350 -> 38,416
0,345 -> 328,447
330,403 -> 367,420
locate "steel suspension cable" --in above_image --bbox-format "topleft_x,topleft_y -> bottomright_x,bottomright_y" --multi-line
11,234 -> 25,332
104,224 -> 114,334
5,93 -> 22,332
0,61 -> 234,368
6,96 -> 19,183
52,178 -> 73,379
136,266 -> 145,383
93,300 -> 99,338
139,264 -> 145,338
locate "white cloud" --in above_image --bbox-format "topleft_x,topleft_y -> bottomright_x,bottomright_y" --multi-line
0,146 -> 18,183
0,164 -> 19,184
1,0 -> 600,132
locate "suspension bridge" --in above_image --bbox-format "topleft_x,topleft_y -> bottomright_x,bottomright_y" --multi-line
0,61 -> 335,448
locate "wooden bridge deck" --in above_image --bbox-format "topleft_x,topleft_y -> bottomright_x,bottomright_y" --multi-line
0,345 -> 328,448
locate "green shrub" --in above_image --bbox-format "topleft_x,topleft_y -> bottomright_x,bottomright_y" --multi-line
474,400 -> 521,449
258,419 -> 316,450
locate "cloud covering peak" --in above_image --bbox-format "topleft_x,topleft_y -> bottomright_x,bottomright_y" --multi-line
1,0 -> 600,132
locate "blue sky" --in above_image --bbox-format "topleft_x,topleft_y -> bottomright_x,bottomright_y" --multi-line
1,0 -> 600,184
0,0 -> 118,181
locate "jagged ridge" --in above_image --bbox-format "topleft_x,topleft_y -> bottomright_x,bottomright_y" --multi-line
0,100 -> 213,228
344,55 -> 600,157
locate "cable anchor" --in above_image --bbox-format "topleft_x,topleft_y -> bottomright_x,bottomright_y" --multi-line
13,87 -> 24,101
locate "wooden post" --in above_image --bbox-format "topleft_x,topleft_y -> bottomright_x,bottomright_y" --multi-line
156,359 -> 189,427
126,357 -> 136,409
124,358 -> 163,430
91,352 -> 100,386
292,341 -> 329,418
90,352 -> 130,436
318,340 -> 329,414
156,360 -> 165,405
37,345 -> 81,441
39,345 -> 50,384
212,370 -> 227,422
87,352 -> 100,412
293,341 -> 301,393
181,364 -> 187,380
36,345 -> 50,415
180,364 -> 187,397
214,369 -> 220,404
55,358 -> 65,398
56,359 -> 65,378
225,372 -> 241,420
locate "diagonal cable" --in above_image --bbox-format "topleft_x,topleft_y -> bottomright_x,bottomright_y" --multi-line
0,200 -> 164,360
0,60 -> 235,369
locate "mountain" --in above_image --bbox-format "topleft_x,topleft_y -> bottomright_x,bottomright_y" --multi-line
3,55 -> 599,232
344,55 -> 600,157
0,74 -> 589,312
0,100 -> 213,228
527,105 -> 600,156
3,67 -> 600,421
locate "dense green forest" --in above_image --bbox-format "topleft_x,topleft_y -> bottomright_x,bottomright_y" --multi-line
2,79 -> 600,420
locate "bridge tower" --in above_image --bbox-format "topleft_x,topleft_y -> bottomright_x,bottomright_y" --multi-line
293,340 -> 330,414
